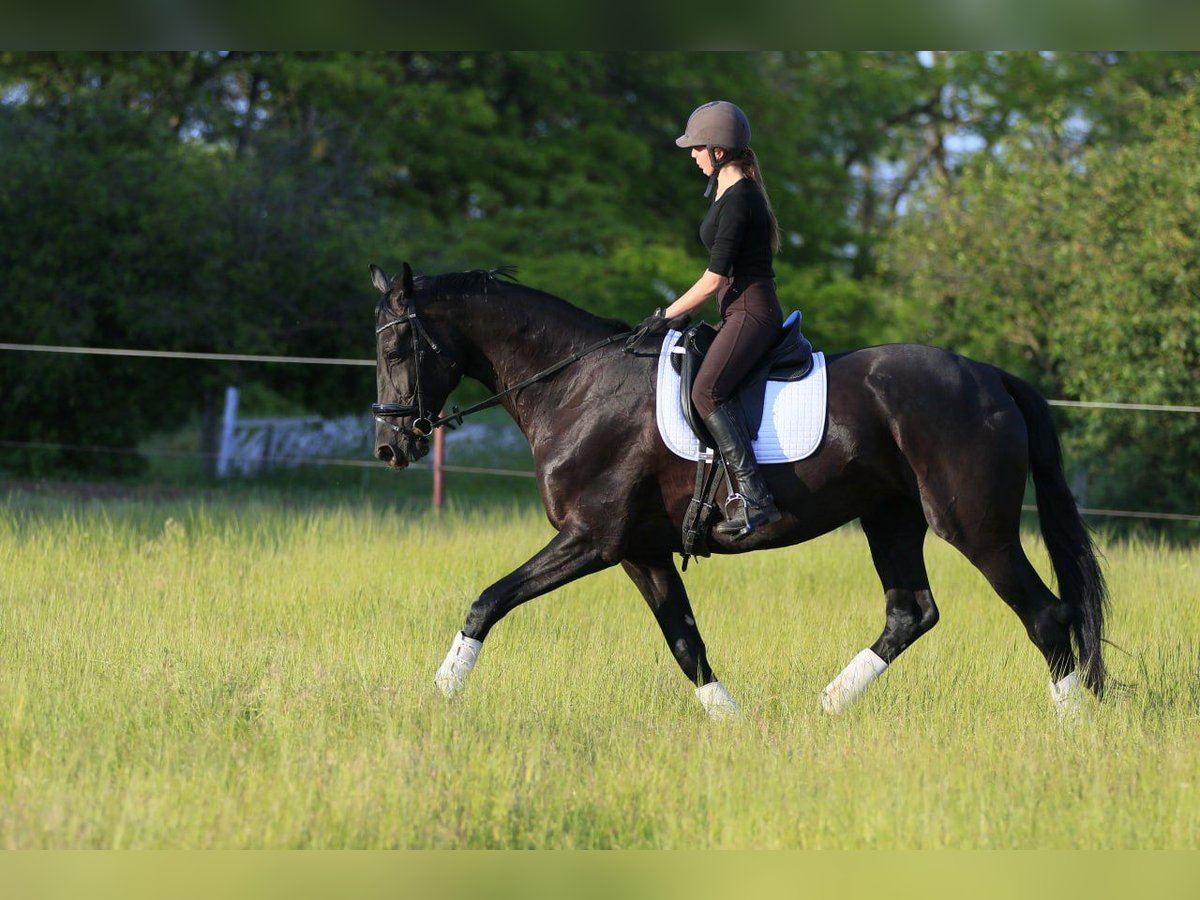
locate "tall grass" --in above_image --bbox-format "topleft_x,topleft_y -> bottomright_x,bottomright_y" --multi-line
1,494 -> 1197,848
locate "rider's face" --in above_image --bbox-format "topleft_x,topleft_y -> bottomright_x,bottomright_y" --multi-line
690,145 -> 723,177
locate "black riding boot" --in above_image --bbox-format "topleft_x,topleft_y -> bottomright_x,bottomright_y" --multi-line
702,404 -> 782,540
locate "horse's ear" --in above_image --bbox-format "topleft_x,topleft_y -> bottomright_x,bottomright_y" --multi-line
369,264 -> 390,295
401,262 -> 414,297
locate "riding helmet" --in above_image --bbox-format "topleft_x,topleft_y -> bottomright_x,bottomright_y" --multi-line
676,101 -> 752,196
675,101 -> 751,150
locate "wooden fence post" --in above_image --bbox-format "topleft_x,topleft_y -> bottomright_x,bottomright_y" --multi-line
432,410 -> 445,511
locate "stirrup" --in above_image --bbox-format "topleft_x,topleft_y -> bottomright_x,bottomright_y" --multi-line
721,492 -> 749,520
715,492 -> 781,539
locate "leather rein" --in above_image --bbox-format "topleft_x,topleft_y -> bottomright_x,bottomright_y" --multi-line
371,307 -> 633,439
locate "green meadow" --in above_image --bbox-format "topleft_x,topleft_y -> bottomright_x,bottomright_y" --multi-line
1,493 -> 1197,848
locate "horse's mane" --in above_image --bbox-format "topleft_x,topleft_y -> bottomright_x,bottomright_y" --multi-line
412,265 -> 628,332
413,266 -> 520,298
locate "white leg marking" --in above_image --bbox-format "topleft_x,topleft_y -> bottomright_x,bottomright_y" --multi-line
434,631 -> 483,697
820,648 -> 888,714
1049,670 -> 1081,720
696,680 -> 741,721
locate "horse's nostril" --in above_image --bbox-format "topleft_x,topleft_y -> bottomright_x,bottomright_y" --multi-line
375,445 -> 395,462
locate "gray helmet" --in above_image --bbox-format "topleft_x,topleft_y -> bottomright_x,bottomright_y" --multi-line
675,100 -> 751,150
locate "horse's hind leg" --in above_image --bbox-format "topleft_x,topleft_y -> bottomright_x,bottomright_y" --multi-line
821,504 -> 939,714
621,557 -> 737,720
965,541 -> 1081,714
918,429 -> 1083,714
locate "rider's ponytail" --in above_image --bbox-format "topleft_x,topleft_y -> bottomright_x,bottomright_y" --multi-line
722,146 -> 781,254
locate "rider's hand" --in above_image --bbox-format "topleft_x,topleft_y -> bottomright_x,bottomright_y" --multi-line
624,309 -> 691,352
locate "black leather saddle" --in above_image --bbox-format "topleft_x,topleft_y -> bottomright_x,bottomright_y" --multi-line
671,310 -> 813,449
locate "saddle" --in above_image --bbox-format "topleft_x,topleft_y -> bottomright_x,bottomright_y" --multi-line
672,311 -> 813,569
672,310 -> 813,448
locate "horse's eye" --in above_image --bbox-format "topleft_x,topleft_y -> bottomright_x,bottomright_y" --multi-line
386,349 -> 404,363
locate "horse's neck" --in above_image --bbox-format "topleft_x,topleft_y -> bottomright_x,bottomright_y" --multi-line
446,290 -> 620,422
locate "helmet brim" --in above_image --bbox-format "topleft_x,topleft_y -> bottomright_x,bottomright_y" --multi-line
675,133 -> 694,148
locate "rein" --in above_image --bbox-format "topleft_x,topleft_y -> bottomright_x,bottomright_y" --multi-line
372,311 -> 633,436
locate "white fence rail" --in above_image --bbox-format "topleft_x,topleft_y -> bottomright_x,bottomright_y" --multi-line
215,387 -> 371,477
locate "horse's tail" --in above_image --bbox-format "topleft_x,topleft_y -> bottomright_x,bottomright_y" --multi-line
1000,370 -> 1108,696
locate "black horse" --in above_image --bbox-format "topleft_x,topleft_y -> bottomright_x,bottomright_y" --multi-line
370,263 -> 1106,718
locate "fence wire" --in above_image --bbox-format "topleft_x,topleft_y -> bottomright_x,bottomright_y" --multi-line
2,341 -> 1197,521
5,341 -> 1199,412
0,342 -> 375,367
4,437 -> 1196,521
0,439 -> 537,480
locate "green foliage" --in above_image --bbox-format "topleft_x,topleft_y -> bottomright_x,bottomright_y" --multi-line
882,86 -> 1200,515
0,78 -> 378,475
3,51 -> 1199,511
1052,91 -> 1200,511
777,265 -> 889,353
0,51 -> 905,476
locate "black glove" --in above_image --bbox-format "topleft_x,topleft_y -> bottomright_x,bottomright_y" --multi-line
624,309 -> 691,352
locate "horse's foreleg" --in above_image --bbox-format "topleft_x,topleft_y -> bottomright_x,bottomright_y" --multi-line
621,557 -> 738,720
434,527 -> 611,697
822,506 -> 938,714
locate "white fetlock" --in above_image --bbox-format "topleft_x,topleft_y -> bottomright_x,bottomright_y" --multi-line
820,648 -> 888,714
434,632 -> 483,698
1049,670 -> 1081,720
696,680 -> 741,721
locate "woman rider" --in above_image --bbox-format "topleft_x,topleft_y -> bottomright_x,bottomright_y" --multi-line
631,100 -> 783,540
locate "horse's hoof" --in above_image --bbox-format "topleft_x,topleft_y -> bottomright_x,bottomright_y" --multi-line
820,648 -> 888,714
1050,671 -> 1082,721
434,632 -> 483,698
434,671 -> 468,698
696,681 -> 742,721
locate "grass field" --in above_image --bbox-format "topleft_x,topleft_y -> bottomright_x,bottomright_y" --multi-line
1,490 -> 1198,849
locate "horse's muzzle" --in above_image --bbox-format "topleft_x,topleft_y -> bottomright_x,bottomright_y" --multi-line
373,404 -> 433,469
374,435 -> 429,469
374,443 -> 406,469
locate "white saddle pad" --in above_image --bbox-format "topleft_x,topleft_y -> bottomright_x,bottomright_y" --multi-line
655,329 -> 827,463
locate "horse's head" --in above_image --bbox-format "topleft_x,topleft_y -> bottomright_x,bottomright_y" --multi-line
370,262 -> 463,468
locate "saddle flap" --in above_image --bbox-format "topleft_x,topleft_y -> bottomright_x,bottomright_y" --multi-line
669,322 -> 715,376
675,324 -> 718,447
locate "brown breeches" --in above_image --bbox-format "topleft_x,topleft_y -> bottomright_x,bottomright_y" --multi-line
691,276 -> 783,420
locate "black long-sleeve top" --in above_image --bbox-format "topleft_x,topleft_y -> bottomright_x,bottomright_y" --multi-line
699,178 -> 775,279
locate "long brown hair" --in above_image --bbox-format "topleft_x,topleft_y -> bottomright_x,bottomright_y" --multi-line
720,146 -> 781,254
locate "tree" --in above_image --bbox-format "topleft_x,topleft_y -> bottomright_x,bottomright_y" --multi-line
882,86 -> 1200,515
4,51 -> 1196,487
0,80 -> 376,475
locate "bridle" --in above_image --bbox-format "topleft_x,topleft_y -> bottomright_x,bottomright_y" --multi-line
371,305 -> 456,440
371,297 -> 634,442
